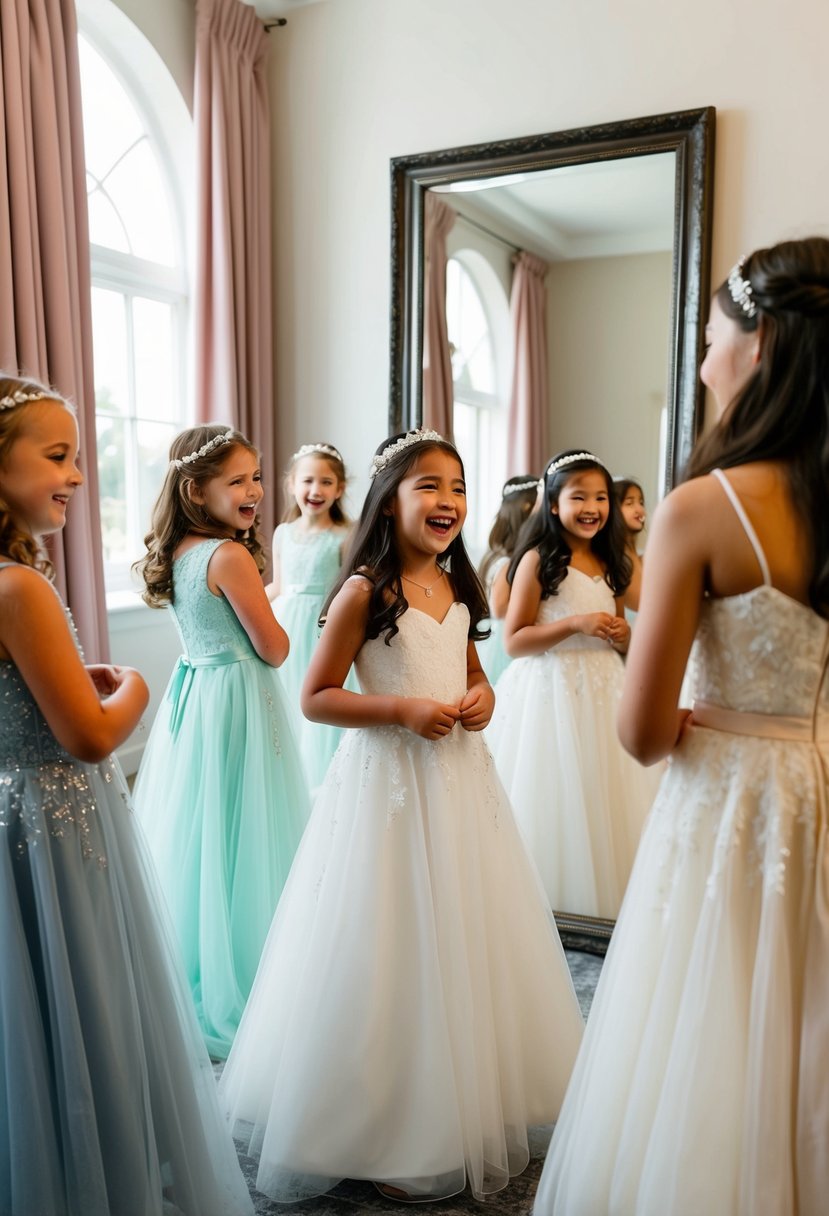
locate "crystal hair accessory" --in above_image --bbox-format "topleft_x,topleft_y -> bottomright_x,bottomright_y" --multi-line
503,479 -> 540,497
0,389 -> 52,411
173,430 -> 234,470
292,442 -> 343,463
727,255 -> 757,318
369,429 -> 445,479
546,451 -> 604,477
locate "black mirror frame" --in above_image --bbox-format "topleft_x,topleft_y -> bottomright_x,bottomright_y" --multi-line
388,107 -> 715,948
389,106 -> 715,498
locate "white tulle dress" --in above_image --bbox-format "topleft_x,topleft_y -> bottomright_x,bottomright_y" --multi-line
219,595 -> 584,1204
535,470 -> 829,1216
487,566 -> 659,918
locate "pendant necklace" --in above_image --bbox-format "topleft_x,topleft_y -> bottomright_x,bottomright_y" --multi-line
401,567 -> 445,598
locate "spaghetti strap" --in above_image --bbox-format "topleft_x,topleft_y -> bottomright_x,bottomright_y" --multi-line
711,468 -> 772,586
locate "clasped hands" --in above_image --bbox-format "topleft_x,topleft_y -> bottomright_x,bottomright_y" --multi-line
399,683 -> 495,740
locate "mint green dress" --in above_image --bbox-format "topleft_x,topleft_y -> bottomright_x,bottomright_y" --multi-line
273,521 -> 356,791
134,539 -> 309,1059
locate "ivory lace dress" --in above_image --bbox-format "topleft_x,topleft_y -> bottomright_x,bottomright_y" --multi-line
535,469 -> 829,1216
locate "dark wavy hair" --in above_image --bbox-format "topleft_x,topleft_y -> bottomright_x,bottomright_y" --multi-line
479,474 -> 539,587
613,476 -> 645,536
508,449 -> 631,597
686,236 -> 829,616
322,431 -> 489,644
135,424 -> 265,607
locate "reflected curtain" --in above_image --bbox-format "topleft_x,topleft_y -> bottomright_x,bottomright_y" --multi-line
422,192 -> 455,441
194,0 -> 275,544
0,0 -> 109,661
507,251 -> 549,476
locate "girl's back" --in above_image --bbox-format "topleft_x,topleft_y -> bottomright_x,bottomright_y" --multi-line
171,538 -> 257,657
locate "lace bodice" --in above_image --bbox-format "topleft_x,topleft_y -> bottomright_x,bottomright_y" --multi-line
355,602 -> 469,703
170,540 -> 256,658
692,588 -> 829,723
278,522 -> 345,595
537,566 -> 617,653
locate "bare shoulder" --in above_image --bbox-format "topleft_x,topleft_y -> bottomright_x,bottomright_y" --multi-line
516,547 -> 541,574
0,562 -> 54,608
208,538 -> 258,576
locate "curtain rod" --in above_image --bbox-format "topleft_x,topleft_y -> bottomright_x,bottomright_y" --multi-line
454,210 -> 520,255
264,18 -> 288,30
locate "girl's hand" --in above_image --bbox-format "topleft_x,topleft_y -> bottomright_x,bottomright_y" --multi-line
459,683 -> 494,731
607,615 -> 631,649
575,611 -> 615,639
399,698 -> 461,740
86,664 -> 121,698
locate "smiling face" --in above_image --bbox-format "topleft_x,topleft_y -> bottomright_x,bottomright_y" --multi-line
0,400 -> 82,539
290,454 -> 343,521
700,295 -> 760,417
619,484 -> 646,535
189,445 -> 263,534
385,447 -> 467,565
552,468 -> 610,544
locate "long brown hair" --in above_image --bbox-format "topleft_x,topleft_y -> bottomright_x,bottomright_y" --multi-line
135,424 -> 265,607
479,474 -> 539,586
687,236 -> 829,615
0,373 -> 71,577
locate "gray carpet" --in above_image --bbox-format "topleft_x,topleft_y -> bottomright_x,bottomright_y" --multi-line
217,949 -> 602,1215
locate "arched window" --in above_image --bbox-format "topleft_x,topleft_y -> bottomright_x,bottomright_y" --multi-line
446,253 -> 510,556
77,9 -> 192,599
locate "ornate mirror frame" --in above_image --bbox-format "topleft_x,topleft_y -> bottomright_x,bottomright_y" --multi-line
388,108 -> 715,949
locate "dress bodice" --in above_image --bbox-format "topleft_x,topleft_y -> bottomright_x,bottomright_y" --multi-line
536,566 -> 616,653
170,539 -> 256,658
0,563 -> 74,768
355,602 -> 469,703
692,588 -> 829,724
279,522 -> 344,596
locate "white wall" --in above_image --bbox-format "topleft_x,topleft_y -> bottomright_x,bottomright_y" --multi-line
265,0 -> 829,492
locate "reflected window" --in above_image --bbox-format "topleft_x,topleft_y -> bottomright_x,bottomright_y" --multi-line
78,31 -> 190,598
446,256 -> 508,557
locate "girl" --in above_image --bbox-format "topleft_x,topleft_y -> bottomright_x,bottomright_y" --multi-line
268,442 -> 354,790
487,451 -> 658,919
133,424 -> 308,1059
614,475 -> 646,612
0,377 -> 252,1215
535,237 -> 829,1216
476,474 -> 539,683
219,428 -> 584,1205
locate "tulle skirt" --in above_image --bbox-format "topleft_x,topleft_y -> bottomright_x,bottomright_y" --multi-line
488,646 -> 659,918
134,655 -> 309,1058
535,725 -> 829,1216
219,722 -> 584,1203
0,753 -> 252,1216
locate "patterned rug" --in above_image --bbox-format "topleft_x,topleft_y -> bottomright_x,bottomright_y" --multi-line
217,950 -> 602,1215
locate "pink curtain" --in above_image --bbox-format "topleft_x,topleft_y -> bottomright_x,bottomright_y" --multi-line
507,251 -> 550,476
422,192 -> 456,441
0,0 -> 109,661
194,0 -> 275,543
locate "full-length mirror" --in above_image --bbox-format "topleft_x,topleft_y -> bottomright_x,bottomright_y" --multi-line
389,108 -> 715,944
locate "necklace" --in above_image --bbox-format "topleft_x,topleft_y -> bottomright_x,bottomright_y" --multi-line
401,568 -> 445,598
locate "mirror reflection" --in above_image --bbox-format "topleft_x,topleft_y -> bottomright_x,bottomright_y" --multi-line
390,110 -> 714,937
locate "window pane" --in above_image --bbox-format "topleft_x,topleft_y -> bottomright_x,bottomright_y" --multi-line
104,140 -> 175,265
137,420 -> 177,541
91,287 -> 129,415
134,297 -> 176,423
96,413 -> 128,570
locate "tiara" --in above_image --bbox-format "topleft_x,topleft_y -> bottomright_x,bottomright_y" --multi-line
369,428 -> 445,479
292,442 -> 343,464
727,255 -> 757,318
173,430 -> 234,470
546,451 -> 604,477
503,479 -> 540,497
0,388 -> 52,411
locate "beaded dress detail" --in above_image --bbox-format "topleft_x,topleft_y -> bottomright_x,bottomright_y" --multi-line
219,595 -> 584,1204
536,472 -> 829,1216
0,563 -> 252,1216
133,539 -> 309,1059
487,566 -> 659,918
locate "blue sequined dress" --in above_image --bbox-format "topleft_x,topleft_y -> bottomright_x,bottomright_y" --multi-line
133,539 -> 309,1059
0,562 -> 252,1216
